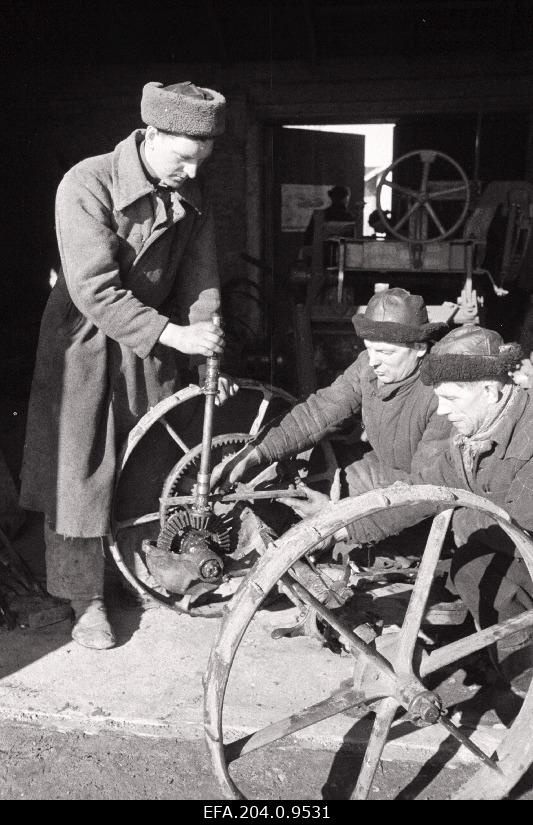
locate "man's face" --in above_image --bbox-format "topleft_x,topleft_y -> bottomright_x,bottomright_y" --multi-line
434,381 -> 490,436
364,339 -> 426,384
145,129 -> 214,189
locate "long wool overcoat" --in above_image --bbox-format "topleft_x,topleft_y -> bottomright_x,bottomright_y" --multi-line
20,130 -> 220,537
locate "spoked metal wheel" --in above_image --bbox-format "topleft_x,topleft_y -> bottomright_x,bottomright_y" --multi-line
204,485 -> 533,799
108,379 -> 337,614
376,149 -> 470,243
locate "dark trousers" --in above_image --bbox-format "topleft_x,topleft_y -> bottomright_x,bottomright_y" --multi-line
450,536 -> 533,651
44,521 -> 105,601
345,457 -> 533,645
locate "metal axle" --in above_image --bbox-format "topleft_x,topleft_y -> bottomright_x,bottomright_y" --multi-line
194,313 -> 221,513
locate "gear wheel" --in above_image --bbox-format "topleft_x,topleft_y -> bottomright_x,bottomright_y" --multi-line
159,433 -> 253,526
156,507 -> 232,556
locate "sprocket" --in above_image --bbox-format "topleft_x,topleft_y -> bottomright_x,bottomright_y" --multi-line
159,432 -> 252,527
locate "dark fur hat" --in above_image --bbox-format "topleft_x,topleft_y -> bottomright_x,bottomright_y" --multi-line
352,288 -> 447,343
420,325 -> 523,385
141,81 -> 226,138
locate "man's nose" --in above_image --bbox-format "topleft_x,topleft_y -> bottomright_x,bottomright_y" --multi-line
183,163 -> 198,179
436,398 -> 449,416
368,353 -> 380,368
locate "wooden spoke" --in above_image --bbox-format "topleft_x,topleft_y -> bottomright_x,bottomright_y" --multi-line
382,179 -> 418,198
224,687 -> 368,764
421,608 -> 533,677
114,512 -> 160,531
393,199 -> 422,232
249,393 -> 272,437
420,158 -> 432,196
352,697 -> 399,799
239,463 -> 279,489
427,184 -> 468,200
396,509 -> 454,672
423,201 -> 446,236
286,576 -> 396,681
158,416 -> 189,453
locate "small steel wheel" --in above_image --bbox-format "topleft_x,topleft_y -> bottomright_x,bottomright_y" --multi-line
204,485 -> 533,799
108,379 -> 337,614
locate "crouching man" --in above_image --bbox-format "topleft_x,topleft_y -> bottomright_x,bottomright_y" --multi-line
415,325 -> 533,688
212,288 -> 451,522
288,325 -> 533,690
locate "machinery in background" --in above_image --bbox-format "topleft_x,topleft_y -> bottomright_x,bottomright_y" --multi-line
289,149 -> 533,395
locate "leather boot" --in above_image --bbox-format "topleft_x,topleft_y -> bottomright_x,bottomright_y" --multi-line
71,598 -> 116,650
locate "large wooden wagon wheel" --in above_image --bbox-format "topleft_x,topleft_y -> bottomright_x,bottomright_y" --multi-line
376,150 -> 470,243
108,379 -> 338,616
204,485 -> 533,799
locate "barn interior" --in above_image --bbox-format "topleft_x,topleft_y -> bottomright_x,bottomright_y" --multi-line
4,1 -> 533,423
2,0 -> 533,800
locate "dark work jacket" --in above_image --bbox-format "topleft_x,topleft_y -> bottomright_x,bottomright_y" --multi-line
20,130 -> 220,537
414,388 -> 533,548
256,349 -> 451,479
349,387 -> 533,550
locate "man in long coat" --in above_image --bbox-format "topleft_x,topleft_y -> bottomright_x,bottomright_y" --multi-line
212,288 -> 451,549
20,80 -> 236,649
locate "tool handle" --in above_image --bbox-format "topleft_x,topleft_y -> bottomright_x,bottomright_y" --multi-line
195,313 -> 222,510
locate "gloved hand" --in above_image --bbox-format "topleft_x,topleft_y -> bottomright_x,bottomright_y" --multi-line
278,483 -> 343,551
210,443 -> 262,490
509,354 -> 533,389
197,366 -> 239,407
278,483 -> 331,519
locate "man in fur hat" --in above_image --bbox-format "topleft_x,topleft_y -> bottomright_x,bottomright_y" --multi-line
412,325 -> 533,688
212,287 -> 451,545
20,81 -> 237,649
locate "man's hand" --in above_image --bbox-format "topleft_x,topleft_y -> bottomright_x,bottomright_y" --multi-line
210,444 -> 262,490
159,320 -> 225,357
509,354 -> 533,389
215,374 -> 239,406
278,483 -> 331,519
197,367 -> 239,407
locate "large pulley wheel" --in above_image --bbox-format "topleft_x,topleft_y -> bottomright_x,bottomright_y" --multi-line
204,485 -> 533,799
109,379 -> 338,615
376,149 -> 470,243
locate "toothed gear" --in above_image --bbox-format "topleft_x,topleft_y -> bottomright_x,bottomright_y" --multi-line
159,433 -> 253,525
156,507 -> 232,555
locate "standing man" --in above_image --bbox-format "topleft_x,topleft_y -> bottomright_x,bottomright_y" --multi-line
20,81 -> 237,649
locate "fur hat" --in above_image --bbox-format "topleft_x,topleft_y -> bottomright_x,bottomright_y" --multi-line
141,81 -> 226,138
352,288 -> 447,343
420,325 -> 523,385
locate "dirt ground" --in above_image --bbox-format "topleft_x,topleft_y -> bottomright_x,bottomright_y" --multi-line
0,720 -> 532,801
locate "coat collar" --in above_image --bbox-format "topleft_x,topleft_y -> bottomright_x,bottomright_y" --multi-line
367,362 -> 421,400
111,129 -> 203,214
489,389 -> 533,460
451,388 -> 533,461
